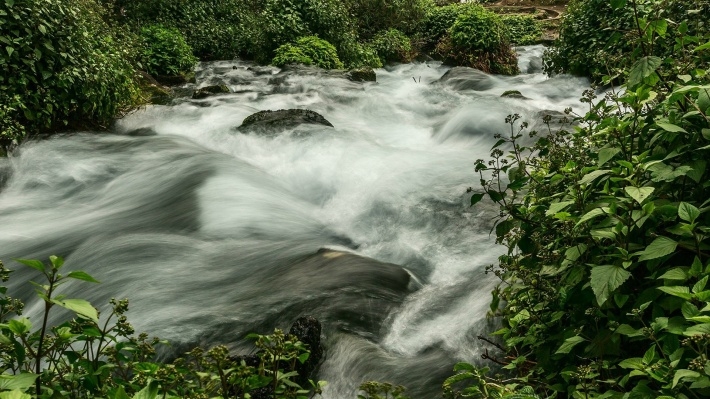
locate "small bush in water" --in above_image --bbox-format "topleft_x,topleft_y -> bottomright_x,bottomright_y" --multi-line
139,24 -> 198,76
272,36 -> 344,70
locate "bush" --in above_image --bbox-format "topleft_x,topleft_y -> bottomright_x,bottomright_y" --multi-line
342,0 -> 434,39
419,3 -> 466,51
0,0 -> 139,150
139,25 -> 197,76
272,36 -> 344,70
501,14 -> 542,46
369,29 -> 414,64
544,0 -> 710,82
434,5 -> 518,75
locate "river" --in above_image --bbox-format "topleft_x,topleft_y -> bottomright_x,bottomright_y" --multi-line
0,45 -> 589,398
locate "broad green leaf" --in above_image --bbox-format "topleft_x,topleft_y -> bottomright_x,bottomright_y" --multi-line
685,323 -> 710,335
132,380 -> 159,399
610,0 -> 627,8
576,207 -> 608,226
696,41 -> 710,51
656,122 -> 687,133
657,267 -> 688,281
638,236 -> 677,261
628,56 -> 662,87
580,169 -> 611,185
615,324 -> 642,337
66,271 -> 100,283
7,318 -> 31,335
648,19 -> 667,36
682,302 -> 700,319
598,148 -> 621,166
590,265 -> 631,306
657,286 -> 692,299
555,335 -> 586,354
0,374 -> 37,391
678,202 -> 700,223
673,369 -> 700,388
13,258 -> 45,273
5,46 -> 13,57
624,186 -> 655,205
111,386 -> 130,399
0,390 -> 31,399
53,298 -> 98,323
693,275 -> 708,293
469,193 -> 484,206
546,201 -> 574,216
619,357 -> 645,370
49,255 -> 64,269
698,88 -> 710,114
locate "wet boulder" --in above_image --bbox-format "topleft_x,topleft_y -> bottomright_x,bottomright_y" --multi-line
500,90 -> 529,100
237,109 -> 334,134
154,72 -> 196,86
288,316 -> 323,385
346,67 -> 376,82
192,84 -> 231,99
435,67 -> 494,91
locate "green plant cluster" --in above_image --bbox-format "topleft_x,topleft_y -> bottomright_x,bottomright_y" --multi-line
0,256 -> 325,399
544,0 -> 710,83
272,36 -> 344,70
434,4 -> 519,75
342,0 -> 433,40
138,25 -> 197,77
419,3 -> 466,51
501,15 -> 542,46
368,29 -> 414,65
0,0 -> 140,150
465,3 -> 710,397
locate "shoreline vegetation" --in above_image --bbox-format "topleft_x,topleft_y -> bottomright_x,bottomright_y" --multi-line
1,0 -> 709,398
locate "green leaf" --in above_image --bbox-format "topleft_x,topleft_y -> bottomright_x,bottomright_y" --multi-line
696,41 -> 710,51
5,46 -> 13,57
576,207 -> 607,226
555,335 -> 586,354
682,302 -> 700,319
673,369 -> 700,388
619,357 -> 645,370
656,122 -> 687,133
13,258 -> 45,273
624,186 -> 655,205
469,193 -> 484,206
0,390 -> 31,399
111,386 -> 130,399
685,323 -> 710,335
678,202 -> 700,223
590,265 -> 632,306
615,324 -> 642,337
7,318 -> 32,335
693,276 -> 708,293
132,380 -> 159,399
66,271 -> 100,283
628,56 -> 662,88
657,286 -> 692,299
580,169 -> 611,185
53,298 -> 98,323
609,0 -> 627,9
49,255 -> 64,269
598,148 -> 621,166
657,267 -> 688,281
0,374 -> 38,391
638,236 -> 677,261
546,201 -> 574,216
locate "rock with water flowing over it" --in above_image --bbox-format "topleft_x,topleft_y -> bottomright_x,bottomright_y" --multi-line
237,109 -> 334,134
346,67 -> 376,82
501,90 -> 529,100
192,84 -> 231,99
434,67 -> 494,91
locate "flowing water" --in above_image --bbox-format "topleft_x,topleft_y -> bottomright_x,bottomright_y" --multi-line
0,45 -> 589,398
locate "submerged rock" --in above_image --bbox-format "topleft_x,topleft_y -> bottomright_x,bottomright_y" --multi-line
192,84 -> 231,99
154,72 -> 196,86
501,90 -> 529,99
237,109 -> 334,134
346,67 -> 376,82
435,67 -> 494,91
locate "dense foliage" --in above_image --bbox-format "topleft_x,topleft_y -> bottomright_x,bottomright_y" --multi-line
138,25 -> 197,77
545,0 -> 710,82
0,257 -> 325,399
369,29 -> 414,65
0,0 -> 139,150
501,15 -> 542,46
467,1 -> 710,397
342,0 -> 433,40
272,36 -> 344,70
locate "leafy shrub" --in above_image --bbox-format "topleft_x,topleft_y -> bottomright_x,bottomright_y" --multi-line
418,3 -> 466,51
0,0 -> 139,150
470,4 -> 710,397
342,42 -> 383,69
342,0 -> 433,39
0,256 -> 325,398
501,15 -> 542,46
139,25 -> 197,76
544,0 -> 710,82
272,36 -> 344,69
369,29 -> 414,64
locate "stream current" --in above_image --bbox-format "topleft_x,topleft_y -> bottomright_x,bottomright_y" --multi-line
0,45 -> 589,398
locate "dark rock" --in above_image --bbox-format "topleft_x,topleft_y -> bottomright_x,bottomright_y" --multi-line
435,67 -> 494,91
154,72 -> 196,86
125,127 -> 158,137
500,90 -> 529,100
136,72 -> 173,105
346,67 -> 376,82
289,316 -> 323,385
237,109 -> 334,134
192,84 -> 231,99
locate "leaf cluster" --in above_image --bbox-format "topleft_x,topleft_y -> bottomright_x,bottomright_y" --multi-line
272,36 -> 344,70
138,25 -> 197,77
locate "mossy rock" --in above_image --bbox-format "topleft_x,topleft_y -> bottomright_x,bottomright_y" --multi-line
192,84 -> 231,99
501,90 -> 529,99
237,109 -> 333,135
346,67 -> 377,82
154,72 -> 197,86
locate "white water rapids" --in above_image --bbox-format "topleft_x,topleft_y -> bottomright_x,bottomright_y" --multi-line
0,45 -> 589,398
